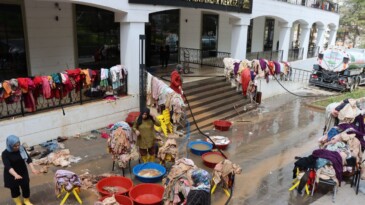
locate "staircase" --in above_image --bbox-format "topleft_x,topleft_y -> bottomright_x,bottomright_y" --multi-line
183,77 -> 251,133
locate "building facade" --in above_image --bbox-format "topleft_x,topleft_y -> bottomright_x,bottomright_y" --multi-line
0,0 -> 339,147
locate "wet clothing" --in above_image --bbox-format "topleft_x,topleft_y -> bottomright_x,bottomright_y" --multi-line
2,149 -> 32,189
133,118 -> 160,149
241,68 -> 251,96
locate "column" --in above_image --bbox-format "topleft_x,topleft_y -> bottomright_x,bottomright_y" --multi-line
278,23 -> 292,62
231,23 -> 249,60
117,12 -> 148,96
329,29 -> 337,46
251,17 -> 265,52
316,27 -> 326,52
299,25 -> 310,59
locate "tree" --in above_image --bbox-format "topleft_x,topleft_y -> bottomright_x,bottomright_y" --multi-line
337,0 -> 365,47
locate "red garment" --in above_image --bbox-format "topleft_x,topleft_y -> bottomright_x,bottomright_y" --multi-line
17,78 -> 29,93
23,78 -> 36,112
170,71 -> 182,94
66,68 -> 83,91
241,68 -> 251,97
267,61 -> 275,75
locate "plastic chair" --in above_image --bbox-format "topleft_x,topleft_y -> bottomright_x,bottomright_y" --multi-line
311,177 -> 337,203
288,168 -> 311,195
211,173 -> 233,197
57,186 -> 82,205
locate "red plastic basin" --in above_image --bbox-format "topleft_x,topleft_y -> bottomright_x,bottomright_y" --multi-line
213,120 -> 232,131
129,184 -> 164,205
99,195 -> 134,205
96,176 -> 133,196
202,152 -> 226,168
126,112 -> 140,126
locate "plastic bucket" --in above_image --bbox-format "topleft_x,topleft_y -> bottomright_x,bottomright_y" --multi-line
96,176 -> 133,196
129,184 -> 164,205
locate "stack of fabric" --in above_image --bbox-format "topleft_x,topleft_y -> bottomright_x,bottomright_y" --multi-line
163,158 -> 197,205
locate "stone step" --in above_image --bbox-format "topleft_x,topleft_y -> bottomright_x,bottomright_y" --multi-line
188,89 -> 240,109
187,94 -> 244,118
183,77 -> 226,90
184,80 -> 230,96
188,102 -> 252,133
186,86 -> 237,101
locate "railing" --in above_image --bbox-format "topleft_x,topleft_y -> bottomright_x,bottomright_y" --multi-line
291,67 -> 312,83
0,76 -> 128,120
276,0 -> 339,13
246,50 -> 283,61
288,47 -> 304,62
179,47 -> 230,68
307,46 -> 320,58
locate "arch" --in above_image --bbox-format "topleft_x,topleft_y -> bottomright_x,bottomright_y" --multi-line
251,15 -> 289,24
292,19 -> 310,27
312,21 -> 325,28
327,23 -> 337,30
67,0 -> 128,13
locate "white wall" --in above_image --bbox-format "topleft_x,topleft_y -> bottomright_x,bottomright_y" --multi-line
24,0 -> 75,76
251,17 -> 265,52
218,14 -> 232,53
180,9 -> 201,49
258,79 -> 305,100
0,95 -> 139,150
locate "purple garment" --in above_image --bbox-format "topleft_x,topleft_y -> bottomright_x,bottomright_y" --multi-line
233,62 -> 240,76
250,71 -> 256,81
259,58 -> 267,71
337,122 -> 365,150
273,61 -> 281,74
312,149 -> 343,183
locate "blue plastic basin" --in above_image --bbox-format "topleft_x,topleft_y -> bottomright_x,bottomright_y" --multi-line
188,141 -> 213,156
133,162 -> 166,183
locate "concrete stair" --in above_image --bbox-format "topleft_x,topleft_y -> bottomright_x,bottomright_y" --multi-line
183,77 -> 251,133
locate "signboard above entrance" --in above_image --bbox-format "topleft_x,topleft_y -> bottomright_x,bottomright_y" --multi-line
129,0 -> 252,13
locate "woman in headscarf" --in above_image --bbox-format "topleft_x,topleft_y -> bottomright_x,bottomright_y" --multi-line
2,135 -> 39,205
133,108 -> 160,163
187,169 -> 211,205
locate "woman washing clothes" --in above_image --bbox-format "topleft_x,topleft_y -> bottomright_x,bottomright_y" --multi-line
133,108 -> 160,163
2,135 -> 40,205
187,169 -> 212,205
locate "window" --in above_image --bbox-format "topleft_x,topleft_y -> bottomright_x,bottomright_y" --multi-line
263,18 -> 275,51
0,3 -> 27,80
75,5 -> 120,69
146,9 -> 180,67
201,14 -> 219,52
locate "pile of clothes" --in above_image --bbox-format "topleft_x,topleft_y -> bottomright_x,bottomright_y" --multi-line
293,98 -> 365,193
54,169 -> 82,195
146,72 -> 185,124
157,139 -> 178,163
108,121 -> 139,168
34,149 -> 81,167
163,158 -> 197,205
212,159 -> 242,189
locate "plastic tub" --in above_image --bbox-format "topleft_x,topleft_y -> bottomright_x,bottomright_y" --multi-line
96,176 -> 133,196
188,141 -> 213,156
126,112 -> 140,126
133,162 -> 166,183
202,152 -> 226,168
99,195 -> 134,205
205,136 -> 231,150
213,120 -> 232,131
129,184 -> 164,205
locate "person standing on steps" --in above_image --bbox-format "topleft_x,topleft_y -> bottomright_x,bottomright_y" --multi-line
2,135 -> 40,205
133,108 -> 161,163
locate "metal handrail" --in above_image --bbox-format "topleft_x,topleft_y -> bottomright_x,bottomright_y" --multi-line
276,0 -> 339,13
288,47 -> 304,62
0,75 -> 128,120
246,50 -> 283,61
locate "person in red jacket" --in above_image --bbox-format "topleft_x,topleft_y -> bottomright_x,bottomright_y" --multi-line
170,65 -> 183,95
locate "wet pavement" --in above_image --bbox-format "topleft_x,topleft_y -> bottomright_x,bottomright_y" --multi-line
1,90 -> 365,205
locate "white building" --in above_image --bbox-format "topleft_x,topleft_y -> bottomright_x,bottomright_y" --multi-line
0,0 -> 339,147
